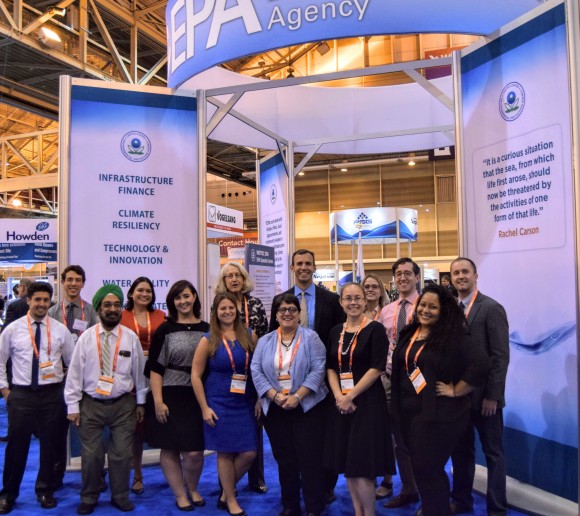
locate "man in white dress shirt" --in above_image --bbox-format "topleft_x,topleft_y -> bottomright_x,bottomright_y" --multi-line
0,282 -> 74,514
65,285 -> 146,515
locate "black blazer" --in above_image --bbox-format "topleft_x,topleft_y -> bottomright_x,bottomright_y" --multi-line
2,297 -> 29,330
269,285 -> 345,350
391,323 -> 490,423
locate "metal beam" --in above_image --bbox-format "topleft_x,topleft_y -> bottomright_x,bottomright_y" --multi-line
0,174 -> 57,193
404,68 -> 454,111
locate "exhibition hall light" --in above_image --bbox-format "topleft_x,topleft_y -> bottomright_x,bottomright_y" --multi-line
38,26 -> 62,48
12,199 -> 22,207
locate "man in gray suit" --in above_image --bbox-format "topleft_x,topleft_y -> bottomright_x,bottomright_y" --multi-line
450,257 -> 509,516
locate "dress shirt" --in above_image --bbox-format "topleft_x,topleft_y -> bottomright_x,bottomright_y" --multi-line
0,314 -> 74,389
48,298 -> 99,336
251,326 -> 328,415
293,283 -> 316,329
458,289 -> 476,309
379,290 -> 419,346
64,323 -> 147,414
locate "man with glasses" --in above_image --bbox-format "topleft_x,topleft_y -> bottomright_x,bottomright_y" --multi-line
64,285 -> 146,515
378,257 -> 421,509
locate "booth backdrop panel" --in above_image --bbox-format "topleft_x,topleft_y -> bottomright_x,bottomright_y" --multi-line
0,219 -> 56,263
461,1 -> 577,500
67,84 -> 199,310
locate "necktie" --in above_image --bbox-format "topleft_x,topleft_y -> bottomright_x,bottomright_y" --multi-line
31,322 -> 40,390
102,331 -> 112,376
461,301 -> 467,314
396,299 -> 407,338
300,291 -> 309,328
66,303 -> 76,332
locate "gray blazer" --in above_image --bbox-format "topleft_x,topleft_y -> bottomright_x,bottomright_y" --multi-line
465,291 -> 509,409
251,326 -> 328,415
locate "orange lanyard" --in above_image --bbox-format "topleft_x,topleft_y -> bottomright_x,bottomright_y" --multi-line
62,300 -> 85,323
276,328 -> 302,372
392,298 -> 416,341
338,317 -> 368,372
26,314 -> 51,359
132,311 -> 151,347
242,296 -> 249,328
96,324 -> 123,374
222,337 -> 249,375
404,328 -> 427,375
462,290 -> 479,318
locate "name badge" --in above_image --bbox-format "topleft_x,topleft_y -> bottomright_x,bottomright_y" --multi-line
409,367 -> 427,394
340,372 -> 354,394
96,375 -> 114,396
73,319 -> 88,332
40,361 -> 56,380
278,374 -> 291,394
230,374 -> 247,394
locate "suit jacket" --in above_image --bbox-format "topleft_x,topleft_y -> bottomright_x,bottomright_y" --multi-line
269,285 -> 345,350
464,291 -> 509,409
2,297 -> 29,331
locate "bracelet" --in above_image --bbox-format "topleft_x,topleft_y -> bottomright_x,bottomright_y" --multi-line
294,393 -> 301,402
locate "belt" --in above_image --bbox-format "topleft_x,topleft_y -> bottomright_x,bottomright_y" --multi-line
166,364 -> 192,374
12,382 -> 63,391
83,392 -> 130,405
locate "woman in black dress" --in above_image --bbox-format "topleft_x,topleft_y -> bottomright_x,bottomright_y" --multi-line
391,285 -> 490,516
326,282 -> 395,516
145,280 -> 209,511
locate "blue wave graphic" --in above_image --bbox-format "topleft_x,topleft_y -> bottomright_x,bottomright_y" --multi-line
509,322 -> 576,354
399,221 -> 418,241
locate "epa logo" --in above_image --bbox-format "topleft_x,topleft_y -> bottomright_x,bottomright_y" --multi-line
270,184 -> 277,204
499,82 -> 525,122
121,131 -> 152,162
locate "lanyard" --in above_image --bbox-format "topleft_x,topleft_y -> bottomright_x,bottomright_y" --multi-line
96,324 -> 123,375
132,311 -> 151,347
222,337 -> 249,375
276,328 -> 302,372
338,316 -> 368,372
462,290 -> 479,318
242,295 -> 249,328
404,327 -> 427,375
62,300 -> 85,322
26,314 -> 51,359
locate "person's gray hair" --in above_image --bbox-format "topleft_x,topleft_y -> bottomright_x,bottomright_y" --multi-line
214,262 -> 253,295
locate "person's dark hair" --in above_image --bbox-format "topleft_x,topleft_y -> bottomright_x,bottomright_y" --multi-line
291,249 -> 316,267
392,257 -> 420,276
275,293 -> 301,313
125,277 -> 156,312
411,284 -> 465,353
208,292 -> 254,357
450,257 -> 477,274
61,265 -> 86,282
441,274 -> 451,283
166,280 -> 201,322
12,285 -> 18,295
27,281 -> 53,299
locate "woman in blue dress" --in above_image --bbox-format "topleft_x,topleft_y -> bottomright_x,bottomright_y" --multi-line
192,292 -> 258,516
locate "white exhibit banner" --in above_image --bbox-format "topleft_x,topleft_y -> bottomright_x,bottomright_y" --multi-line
64,81 -> 198,311
258,154 -> 289,294
207,202 -> 243,237
0,218 -> 57,263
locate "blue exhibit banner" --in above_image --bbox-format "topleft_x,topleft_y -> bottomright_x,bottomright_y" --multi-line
65,82 -> 198,311
258,153 -> 288,294
460,1 -> 577,501
0,219 -> 57,263
166,0 -> 540,86
244,243 -> 276,319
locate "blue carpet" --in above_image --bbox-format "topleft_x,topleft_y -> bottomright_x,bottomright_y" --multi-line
0,398 -> 530,515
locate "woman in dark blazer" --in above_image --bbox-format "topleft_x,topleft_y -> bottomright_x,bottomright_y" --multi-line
391,285 -> 490,516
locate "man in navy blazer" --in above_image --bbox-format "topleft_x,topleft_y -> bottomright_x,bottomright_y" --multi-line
2,278 -> 33,331
450,257 -> 509,516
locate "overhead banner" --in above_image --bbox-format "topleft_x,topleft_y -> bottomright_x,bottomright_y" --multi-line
65,81 -> 198,310
166,0 -> 540,86
258,153 -> 288,295
330,207 -> 418,244
0,219 -> 57,263
460,1 -> 577,501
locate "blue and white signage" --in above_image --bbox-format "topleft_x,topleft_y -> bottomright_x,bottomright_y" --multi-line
166,0 -> 540,86
0,219 -> 57,263
330,207 -> 417,244
245,243 -> 275,318
207,202 -> 243,237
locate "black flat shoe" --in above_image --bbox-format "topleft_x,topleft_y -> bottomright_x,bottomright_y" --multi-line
228,509 -> 247,516
217,498 -> 228,510
176,501 -> 194,512
191,498 -> 206,507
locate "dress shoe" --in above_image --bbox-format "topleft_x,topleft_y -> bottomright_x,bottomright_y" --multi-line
217,498 -> 228,510
131,476 -> 144,495
325,490 -> 336,504
37,494 -> 57,509
175,501 -> 194,512
111,499 -> 135,512
375,482 -> 393,499
191,497 -> 206,507
450,501 -> 473,514
383,492 -> 420,508
250,482 -> 268,494
0,499 -> 13,515
227,509 -> 247,516
76,502 -> 97,515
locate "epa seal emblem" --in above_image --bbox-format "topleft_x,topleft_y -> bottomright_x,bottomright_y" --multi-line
121,131 -> 152,162
499,82 -> 525,121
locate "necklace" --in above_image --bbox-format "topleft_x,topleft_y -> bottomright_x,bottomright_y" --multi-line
281,339 -> 293,349
341,321 -> 363,355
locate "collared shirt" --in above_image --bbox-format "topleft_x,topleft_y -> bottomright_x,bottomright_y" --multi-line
64,323 -> 147,414
0,314 -> 74,389
458,289 -> 476,310
379,290 -> 419,346
48,298 -> 99,338
293,283 -> 316,329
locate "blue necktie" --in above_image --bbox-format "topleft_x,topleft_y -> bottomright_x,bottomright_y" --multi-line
31,322 -> 40,390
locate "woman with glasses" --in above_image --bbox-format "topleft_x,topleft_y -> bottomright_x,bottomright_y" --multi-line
251,293 -> 328,516
362,274 -> 390,322
325,282 -> 395,516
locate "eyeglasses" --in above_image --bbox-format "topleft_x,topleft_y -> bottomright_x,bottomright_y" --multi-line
277,306 -> 299,314
364,284 -> 380,290
342,296 -> 364,303
224,273 -> 242,280
395,271 -> 416,279
101,302 -> 122,309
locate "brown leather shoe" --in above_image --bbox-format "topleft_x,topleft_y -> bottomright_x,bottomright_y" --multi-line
383,492 -> 420,508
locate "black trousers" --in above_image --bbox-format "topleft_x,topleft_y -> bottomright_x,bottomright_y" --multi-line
264,402 -> 326,515
1,383 -> 65,502
402,411 -> 469,516
247,424 -> 265,487
451,409 -> 507,514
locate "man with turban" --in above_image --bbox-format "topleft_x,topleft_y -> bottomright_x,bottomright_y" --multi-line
65,285 -> 146,515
